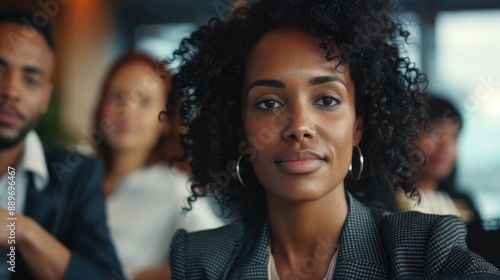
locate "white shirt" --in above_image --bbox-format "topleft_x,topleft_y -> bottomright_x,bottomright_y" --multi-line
0,131 -> 49,279
106,164 -> 228,279
267,245 -> 338,280
398,189 -> 460,216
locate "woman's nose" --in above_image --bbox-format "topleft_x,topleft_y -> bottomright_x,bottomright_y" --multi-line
281,106 -> 316,141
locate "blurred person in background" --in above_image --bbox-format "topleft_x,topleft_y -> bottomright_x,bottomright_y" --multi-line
93,52 -> 226,279
395,96 -> 479,222
0,7 -> 123,280
394,95 -> 500,268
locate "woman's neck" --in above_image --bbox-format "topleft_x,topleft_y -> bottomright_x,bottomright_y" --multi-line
103,150 -> 151,196
416,174 -> 439,191
267,185 -> 347,279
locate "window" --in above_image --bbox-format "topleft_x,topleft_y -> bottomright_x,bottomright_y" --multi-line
436,10 -> 500,220
134,23 -> 197,69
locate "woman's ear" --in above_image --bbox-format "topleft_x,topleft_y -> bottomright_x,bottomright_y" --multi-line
162,123 -> 171,136
159,113 -> 171,137
354,115 -> 364,145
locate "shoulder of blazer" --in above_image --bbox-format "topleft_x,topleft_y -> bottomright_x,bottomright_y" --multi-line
383,211 -> 464,274
381,211 -> 500,278
42,141 -> 105,187
42,140 -> 99,166
170,219 -> 265,279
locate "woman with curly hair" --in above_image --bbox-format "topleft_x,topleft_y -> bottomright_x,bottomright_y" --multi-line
165,0 -> 500,279
394,96 -> 478,220
93,52 -> 227,279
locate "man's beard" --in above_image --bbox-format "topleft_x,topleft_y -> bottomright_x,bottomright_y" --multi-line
0,117 -> 40,150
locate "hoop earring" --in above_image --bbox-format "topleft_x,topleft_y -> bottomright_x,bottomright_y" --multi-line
349,145 -> 364,181
236,155 -> 248,187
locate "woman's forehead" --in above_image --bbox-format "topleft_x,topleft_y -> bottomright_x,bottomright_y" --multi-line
244,28 -> 351,84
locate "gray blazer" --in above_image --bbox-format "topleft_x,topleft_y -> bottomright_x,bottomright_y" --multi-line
170,193 -> 500,279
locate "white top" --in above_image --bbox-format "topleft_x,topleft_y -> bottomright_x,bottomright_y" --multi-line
106,164 -> 228,279
0,131 -> 49,280
398,189 -> 460,216
267,245 -> 338,280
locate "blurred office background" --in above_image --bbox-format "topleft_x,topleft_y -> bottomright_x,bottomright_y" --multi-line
2,0 -> 499,223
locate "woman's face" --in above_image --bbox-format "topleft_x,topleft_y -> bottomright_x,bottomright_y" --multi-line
101,61 -> 168,154
242,29 -> 363,203
417,119 -> 460,180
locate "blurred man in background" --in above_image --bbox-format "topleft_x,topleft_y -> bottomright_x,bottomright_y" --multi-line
0,7 -> 123,280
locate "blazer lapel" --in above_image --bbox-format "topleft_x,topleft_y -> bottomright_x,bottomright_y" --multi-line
23,172 -> 54,225
333,194 -> 390,280
230,220 -> 270,279
24,148 -> 65,236
228,194 -> 391,280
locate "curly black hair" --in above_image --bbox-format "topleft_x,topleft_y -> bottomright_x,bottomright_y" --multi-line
165,0 -> 428,223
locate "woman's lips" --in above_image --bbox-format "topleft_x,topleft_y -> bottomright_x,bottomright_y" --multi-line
114,123 -> 136,134
276,150 -> 325,174
0,107 -> 23,126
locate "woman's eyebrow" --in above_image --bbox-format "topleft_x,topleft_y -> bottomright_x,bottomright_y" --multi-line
246,79 -> 286,95
309,76 -> 346,87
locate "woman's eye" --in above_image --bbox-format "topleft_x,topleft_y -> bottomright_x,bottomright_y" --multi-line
141,97 -> 151,106
316,96 -> 339,107
111,93 -> 126,105
256,99 -> 282,109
